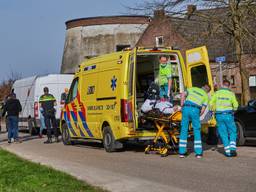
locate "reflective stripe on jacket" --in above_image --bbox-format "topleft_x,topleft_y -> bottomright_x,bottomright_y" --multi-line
39,94 -> 56,115
39,94 -> 56,102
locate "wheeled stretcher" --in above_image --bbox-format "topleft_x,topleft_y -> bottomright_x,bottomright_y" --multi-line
142,111 -> 183,157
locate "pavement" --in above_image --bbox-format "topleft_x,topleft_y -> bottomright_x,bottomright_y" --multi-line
0,125 -> 256,192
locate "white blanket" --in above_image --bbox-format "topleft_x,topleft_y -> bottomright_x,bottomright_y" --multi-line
155,101 -> 174,114
141,100 -> 179,115
141,99 -> 156,113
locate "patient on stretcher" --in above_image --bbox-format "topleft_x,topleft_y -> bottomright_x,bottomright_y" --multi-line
140,83 -> 181,116
141,99 -> 181,115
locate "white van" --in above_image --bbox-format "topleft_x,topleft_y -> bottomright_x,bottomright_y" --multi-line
12,74 -> 73,134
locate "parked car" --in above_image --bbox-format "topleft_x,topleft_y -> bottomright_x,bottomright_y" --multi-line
12,74 -> 73,135
235,99 -> 256,145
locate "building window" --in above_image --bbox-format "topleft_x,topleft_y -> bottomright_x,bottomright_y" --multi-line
249,75 -> 256,87
156,36 -> 164,47
116,45 -> 130,52
231,75 -> 235,85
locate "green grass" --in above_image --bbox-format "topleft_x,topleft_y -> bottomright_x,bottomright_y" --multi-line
0,149 -> 105,192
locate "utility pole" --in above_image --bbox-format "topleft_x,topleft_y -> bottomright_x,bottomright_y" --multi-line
219,61 -> 223,87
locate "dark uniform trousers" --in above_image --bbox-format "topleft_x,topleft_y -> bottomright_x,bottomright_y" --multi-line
44,112 -> 58,139
39,93 -> 58,140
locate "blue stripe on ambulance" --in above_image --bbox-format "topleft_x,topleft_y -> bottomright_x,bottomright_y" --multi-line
64,112 -> 77,136
78,111 -> 93,137
79,129 -> 86,137
70,111 -> 86,137
70,111 -> 77,122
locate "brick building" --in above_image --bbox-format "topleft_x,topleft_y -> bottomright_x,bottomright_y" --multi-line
136,8 -> 256,99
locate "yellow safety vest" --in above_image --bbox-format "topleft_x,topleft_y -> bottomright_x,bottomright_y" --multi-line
159,63 -> 172,85
210,88 -> 238,112
186,87 -> 208,107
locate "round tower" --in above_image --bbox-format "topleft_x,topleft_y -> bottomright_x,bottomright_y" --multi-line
61,15 -> 150,73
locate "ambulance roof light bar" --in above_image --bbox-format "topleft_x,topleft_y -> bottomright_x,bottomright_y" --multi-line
137,46 -> 178,51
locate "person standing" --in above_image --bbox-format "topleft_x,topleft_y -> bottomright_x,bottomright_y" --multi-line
39,87 -> 58,144
38,108 -> 46,138
60,88 -> 69,105
210,80 -> 238,157
158,56 -> 173,101
2,93 -> 22,143
179,84 -> 211,158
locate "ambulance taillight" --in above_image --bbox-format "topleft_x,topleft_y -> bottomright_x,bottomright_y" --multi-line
121,99 -> 128,122
34,102 -> 39,118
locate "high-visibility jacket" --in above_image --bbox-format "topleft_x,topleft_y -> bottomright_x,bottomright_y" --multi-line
209,88 -> 238,112
185,87 -> 209,107
159,63 -> 172,86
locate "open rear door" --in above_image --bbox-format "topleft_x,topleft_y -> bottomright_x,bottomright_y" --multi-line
126,47 -> 137,132
186,46 -> 215,127
186,46 -> 213,90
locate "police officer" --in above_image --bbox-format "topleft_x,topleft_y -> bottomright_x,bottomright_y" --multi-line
39,87 -> 58,144
179,84 -> 211,158
210,80 -> 238,157
159,55 -> 173,101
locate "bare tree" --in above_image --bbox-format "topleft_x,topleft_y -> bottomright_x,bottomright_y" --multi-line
0,71 -> 22,101
128,0 -> 256,104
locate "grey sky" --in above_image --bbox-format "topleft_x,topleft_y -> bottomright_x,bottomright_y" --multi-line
0,0 -> 139,81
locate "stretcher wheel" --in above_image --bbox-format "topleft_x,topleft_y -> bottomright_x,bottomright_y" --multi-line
160,148 -> 168,157
145,145 -> 151,154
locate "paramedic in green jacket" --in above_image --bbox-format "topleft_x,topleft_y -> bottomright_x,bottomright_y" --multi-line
159,55 -> 173,101
179,84 -> 211,158
210,80 -> 238,157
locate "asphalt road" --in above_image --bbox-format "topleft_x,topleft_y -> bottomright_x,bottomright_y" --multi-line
0,130 -> 256,192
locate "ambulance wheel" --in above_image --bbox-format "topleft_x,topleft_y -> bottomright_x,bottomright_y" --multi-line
62,123 -> 74,145
103,126 -> 116,152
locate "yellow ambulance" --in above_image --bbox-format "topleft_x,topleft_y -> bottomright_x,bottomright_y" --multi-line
60,46 -> 213,152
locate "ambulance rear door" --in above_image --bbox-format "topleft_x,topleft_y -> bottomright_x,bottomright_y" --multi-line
186,46 -> 214,126
125,48 -> 137,132
185,46 -> 213,91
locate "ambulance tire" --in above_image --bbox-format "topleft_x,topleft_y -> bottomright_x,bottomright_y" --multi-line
236,121 -> 245,146
62,123 -> 74,145
103,126 -> 116,152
